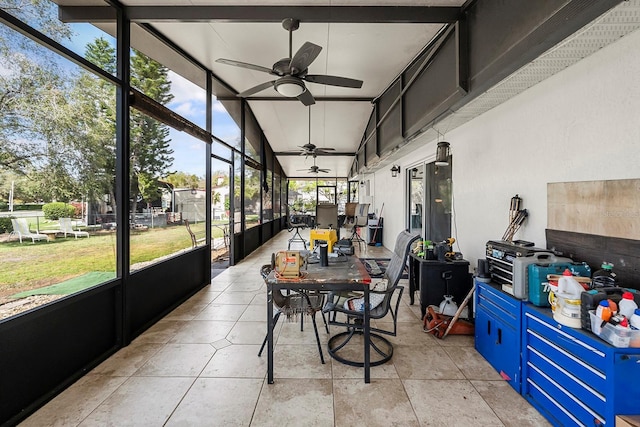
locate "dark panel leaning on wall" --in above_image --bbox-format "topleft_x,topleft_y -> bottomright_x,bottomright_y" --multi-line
546,229 -> 640,291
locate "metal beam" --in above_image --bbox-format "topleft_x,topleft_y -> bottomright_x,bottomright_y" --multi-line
274,152 -> 355,156
59,5 -> 462,23
235,96 -> 373,103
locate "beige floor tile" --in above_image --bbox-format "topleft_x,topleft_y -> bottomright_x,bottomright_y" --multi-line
393,344 -> 465,380
186,289 -> 222,305
387,321 -> 440,346
215,291 -> 261,305
78,376 -> 194,426
272,344 -> 331,379
169,320 -> 235,344
194,303 -> 247,321
20,375 -> 128,427
133,319 -> 186,344
471,380 -> 552,427
227,278 -> 264,292
444,346 -> 503,380
208,280 -> 233,292
276,316 -> 330,345
239,303 -> 267,322
228,320 -> 270,345
333,378 -> 420,427
404,379 -> 504,426
436,333 -> 475,347
134,343 -> 215,377
164,301 -> 208,320
201,344 -> 267,378
251,379 -> 334,427
329,356 -> 399,380
166,378 -> 263,427
89,341 -> 163,377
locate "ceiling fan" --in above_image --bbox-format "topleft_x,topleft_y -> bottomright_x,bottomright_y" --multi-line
216,18 -> 364,106
298,157 -> 330,174
284,106 -> 336,157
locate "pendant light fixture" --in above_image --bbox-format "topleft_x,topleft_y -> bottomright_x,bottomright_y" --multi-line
435,141 -> 450,166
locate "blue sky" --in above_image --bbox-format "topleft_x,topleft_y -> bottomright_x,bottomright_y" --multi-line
63,22 -> 240,177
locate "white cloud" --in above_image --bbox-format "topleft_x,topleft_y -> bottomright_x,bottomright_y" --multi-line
168,70 -> 206,104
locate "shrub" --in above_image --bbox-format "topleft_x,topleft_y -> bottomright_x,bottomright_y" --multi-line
42,202 -> 76,220
0,217 -> 13,233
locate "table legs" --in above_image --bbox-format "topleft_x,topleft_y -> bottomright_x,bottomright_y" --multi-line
267,288 -> 274,384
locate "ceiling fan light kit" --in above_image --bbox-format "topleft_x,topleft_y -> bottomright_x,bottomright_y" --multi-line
274,76 -> 306,97
216,18 -> 363,106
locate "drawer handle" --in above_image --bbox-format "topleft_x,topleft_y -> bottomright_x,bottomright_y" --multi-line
496,328 -> 502,345
487,320 -> 491,335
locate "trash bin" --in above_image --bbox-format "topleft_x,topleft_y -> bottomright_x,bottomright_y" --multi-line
368,226 -> 383,245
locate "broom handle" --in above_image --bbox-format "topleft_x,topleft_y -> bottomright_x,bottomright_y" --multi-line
370,203 -> 384,243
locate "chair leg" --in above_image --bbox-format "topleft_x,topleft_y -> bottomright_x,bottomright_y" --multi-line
321,311 -> 329,334
310,313 -> 325,364
258,311 -> 281,357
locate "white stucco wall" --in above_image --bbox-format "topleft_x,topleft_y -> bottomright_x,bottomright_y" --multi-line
374,27 -> 640,269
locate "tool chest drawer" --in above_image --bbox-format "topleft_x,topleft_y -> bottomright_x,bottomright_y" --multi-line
475,280 -> 522,392
522,304 -> 640,426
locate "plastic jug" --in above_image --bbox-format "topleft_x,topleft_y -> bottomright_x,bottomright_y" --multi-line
439,295 -> 459,316
557,269 -> 583,298
551,269 -> 584,328
619,292 -> 638,319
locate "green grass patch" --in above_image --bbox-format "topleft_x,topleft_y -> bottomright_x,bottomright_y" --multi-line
11,271 -> 117,297
0,221 -> 226,298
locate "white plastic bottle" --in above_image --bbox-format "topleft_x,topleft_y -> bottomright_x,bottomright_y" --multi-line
618,292 -> 638,319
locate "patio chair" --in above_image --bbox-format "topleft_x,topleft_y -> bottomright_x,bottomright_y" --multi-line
10,218 -> 48,243
59,218 -> 89,239
345,203 -> 370,249
258,264 -> 328,364
323,230 -> 420,366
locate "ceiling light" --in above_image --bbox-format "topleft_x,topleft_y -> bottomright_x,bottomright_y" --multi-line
435,141 -> 450,166
274,76 -> 305,97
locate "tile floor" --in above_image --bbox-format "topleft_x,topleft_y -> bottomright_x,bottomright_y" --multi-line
20,230 -> 551,426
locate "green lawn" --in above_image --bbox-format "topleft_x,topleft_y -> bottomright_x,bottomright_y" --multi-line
0,221 -> 223,298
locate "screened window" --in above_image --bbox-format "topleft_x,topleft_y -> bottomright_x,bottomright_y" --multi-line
0,20 -> 117,318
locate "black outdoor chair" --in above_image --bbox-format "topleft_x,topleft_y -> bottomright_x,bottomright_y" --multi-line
258,264 -> 328,363
322,230 -> 420,366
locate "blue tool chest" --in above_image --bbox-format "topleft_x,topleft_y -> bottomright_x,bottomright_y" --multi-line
474,280 -> 522,392
522,304 -> 640,426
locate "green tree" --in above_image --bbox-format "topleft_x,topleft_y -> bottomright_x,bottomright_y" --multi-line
65,38 -> 117,213
129,50 -> 174,215
165,171 -> 200,189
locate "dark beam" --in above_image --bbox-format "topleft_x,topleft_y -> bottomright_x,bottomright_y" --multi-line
59,5 -> 461,23
234,96 -> 373,103
274,152 -> 355,156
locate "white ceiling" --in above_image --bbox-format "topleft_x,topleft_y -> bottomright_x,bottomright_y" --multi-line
110,0 -> 467,178
59,1 -> 640,178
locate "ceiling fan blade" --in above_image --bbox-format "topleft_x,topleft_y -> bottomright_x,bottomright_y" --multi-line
304,74 -> 363,89
237,81 -> 276,97
297,89 -> 315,106
318,169 -> 330,173
216,58 -> 274,75
290,42 -> 322,74
315,147 -> 336,152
